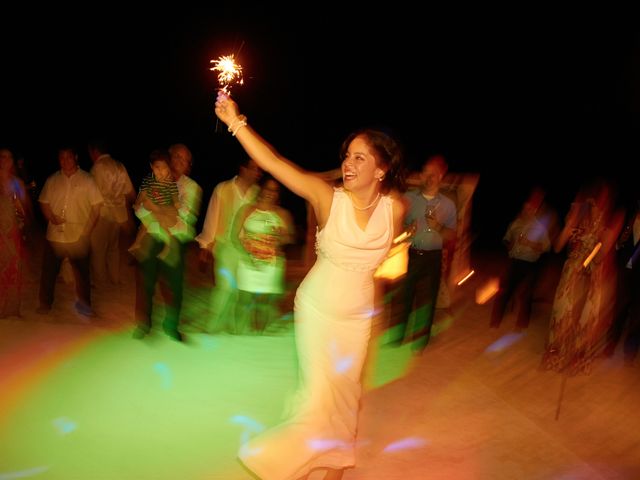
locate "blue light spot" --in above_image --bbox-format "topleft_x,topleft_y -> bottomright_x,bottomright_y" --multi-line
218,268 -> 237,289
229,415 -> 265,433
0,466 -> 49,479
153,362 -> 172,389
335,356 -> 354,373
199,336 -> 218,350
52,417 -> 76,435
329,341 -> 353,374
307,438 -> 349,451
383,437 -> 429,452
231,415 -> 266,448
485,332 -> 525,353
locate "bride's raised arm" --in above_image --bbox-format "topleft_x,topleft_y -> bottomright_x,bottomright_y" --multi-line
215,92 -> 333,218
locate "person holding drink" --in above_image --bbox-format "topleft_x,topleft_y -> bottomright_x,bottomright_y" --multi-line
391,154 -> 456,353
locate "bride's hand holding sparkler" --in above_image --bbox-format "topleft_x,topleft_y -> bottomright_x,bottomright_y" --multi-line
215,92 -> 246,135
213,79 -> 334,212
214,92 -> 236,124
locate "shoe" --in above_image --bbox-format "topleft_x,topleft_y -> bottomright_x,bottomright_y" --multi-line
162,322 -> 184,342
36,304 -> 51,315
132,325 -> 150,339
165,329 -> 184,342
75,302 -> 95,318
386,338 -> 404,347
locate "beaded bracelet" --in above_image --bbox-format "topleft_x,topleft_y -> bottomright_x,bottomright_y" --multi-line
227,115 -> 247,134
232,120 -> 247,136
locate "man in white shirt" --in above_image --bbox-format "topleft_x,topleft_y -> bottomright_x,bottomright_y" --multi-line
133,144 -> 202,341
88,139 -> 135,286
37,146 -> 103,317
196,157 -> 261,333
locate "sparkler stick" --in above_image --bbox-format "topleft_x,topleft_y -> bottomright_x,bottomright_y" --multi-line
582,242 -> 602,268
456,270 -> 475,286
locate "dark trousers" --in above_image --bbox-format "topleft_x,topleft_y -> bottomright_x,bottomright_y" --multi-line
394,248 -> 442,349
491,258 -> 539,328
39,240 -> 91,308
135,234 -> 186,334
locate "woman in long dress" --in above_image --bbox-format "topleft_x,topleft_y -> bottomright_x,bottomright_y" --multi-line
233,176 -> 296,333
542,185 -> 616,375
215,93 -> 406,480
0,148 -> 29,318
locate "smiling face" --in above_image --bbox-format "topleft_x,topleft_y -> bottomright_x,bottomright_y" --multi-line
341,135 -> 385,191
151,159 -> 172,181
169,145 -> 192,178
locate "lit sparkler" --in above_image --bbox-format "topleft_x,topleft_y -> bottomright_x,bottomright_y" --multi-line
210,54 -> 244,94
582,242 -> 602,268
456,270 -> 475,286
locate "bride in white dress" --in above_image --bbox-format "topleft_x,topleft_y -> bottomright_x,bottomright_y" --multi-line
215,92 -> 407,480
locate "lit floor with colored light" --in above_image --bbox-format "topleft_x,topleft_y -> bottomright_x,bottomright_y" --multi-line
1,245 -> 639,479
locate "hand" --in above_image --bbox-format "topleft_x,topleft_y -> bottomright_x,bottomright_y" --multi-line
215,92 -> 241,128
198,248 -> 212,273
142,197 -> 155,211
407,221 -> 418,237
426,216 -> 440,232
50,214 -> 66,225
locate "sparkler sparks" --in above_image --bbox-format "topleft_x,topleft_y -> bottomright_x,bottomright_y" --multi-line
210,54 -> 244,94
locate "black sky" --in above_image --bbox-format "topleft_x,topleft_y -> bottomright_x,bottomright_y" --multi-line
2,9 -> 639,244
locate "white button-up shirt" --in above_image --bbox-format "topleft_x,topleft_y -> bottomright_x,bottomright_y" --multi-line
39,169 -> 103,243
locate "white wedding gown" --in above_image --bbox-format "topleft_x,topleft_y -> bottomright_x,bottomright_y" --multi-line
239,188 -> 394,480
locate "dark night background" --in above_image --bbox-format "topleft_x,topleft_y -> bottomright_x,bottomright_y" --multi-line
2,8 -> 639,248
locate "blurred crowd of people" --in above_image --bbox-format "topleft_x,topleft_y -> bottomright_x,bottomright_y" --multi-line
1,142 -> 637,373
2,129 -> 638,480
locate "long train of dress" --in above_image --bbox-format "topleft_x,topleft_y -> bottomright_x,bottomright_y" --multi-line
239,188 -> 394,480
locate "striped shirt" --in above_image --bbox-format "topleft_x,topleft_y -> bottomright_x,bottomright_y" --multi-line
140,173 -> 178,206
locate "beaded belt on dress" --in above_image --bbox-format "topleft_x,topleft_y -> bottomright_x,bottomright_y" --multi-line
315,246 -> 378,272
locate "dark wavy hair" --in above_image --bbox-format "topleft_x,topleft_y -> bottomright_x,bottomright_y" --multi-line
339,128 -> 406,193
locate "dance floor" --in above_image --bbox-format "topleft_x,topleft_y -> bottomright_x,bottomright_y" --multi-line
1,241 -> 638,480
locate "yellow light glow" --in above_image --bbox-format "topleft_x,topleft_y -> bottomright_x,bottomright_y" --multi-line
210,54 -> 244,94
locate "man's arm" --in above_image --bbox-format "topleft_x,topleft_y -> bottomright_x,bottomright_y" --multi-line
196,186 -> 221,251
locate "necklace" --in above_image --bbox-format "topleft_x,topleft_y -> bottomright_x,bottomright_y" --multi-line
348,191 -> 380,211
